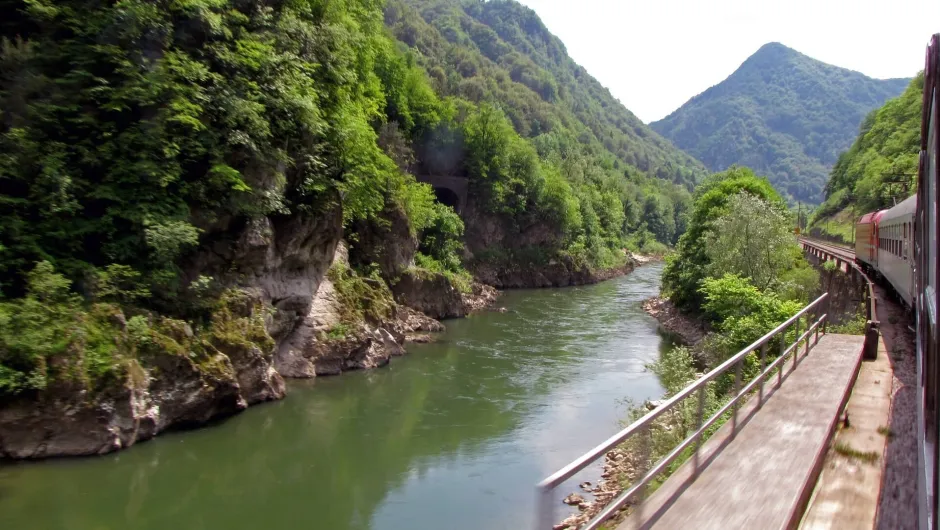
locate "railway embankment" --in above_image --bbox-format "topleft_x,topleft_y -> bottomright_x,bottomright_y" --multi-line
803,249 -> 872,326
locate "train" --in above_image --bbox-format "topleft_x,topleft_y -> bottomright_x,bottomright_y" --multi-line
858,33 -> 940,530
855,195 -> 917,307
916,33 -> 940,530
852,33 -> 939,529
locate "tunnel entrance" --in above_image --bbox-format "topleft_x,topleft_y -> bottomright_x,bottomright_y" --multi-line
433,186 -> 460,212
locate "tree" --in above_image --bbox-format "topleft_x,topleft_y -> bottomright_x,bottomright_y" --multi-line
662,166 -> 786,309
705,192 -> 798,290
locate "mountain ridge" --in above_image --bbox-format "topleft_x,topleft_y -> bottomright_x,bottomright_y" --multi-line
651,41 -> 910,203
387,0 -> 707,188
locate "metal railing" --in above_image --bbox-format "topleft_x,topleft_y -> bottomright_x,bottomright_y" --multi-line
534,293 -> 830,530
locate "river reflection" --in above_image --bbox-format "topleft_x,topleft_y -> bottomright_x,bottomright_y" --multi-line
0,264 -> 670,530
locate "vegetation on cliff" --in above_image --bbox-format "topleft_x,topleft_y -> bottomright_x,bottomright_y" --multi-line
809,74 -> 923,242
386,0 -> 702,259
0,0 -> 698,399
651,42 -> 910,205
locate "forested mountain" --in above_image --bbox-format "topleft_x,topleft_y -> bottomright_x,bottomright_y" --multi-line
650,42 -> 910,204
386,0 -> 706,190
0,0 -> 704,443
808,74 -> 923,242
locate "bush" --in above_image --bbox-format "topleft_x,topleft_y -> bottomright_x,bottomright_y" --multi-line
699,274 -> 803,359
0,262 -> 126,396
414,253 -> 473,293
418,203 -> 466,273
328,263 -> 396,326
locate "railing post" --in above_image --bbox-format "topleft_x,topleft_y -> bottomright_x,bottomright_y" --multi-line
759,343 -> 767,406
732,359 -> 743,435
634,425 -> 651,529
694,385 -> 706,476
778,324 -> 785,388
793,317 -> 801,371
805,316 -> 811,357
535,485 -> 553,530
814,304 -> 820,345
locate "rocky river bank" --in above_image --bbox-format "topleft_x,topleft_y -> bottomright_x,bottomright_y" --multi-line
0,227 -> 641,460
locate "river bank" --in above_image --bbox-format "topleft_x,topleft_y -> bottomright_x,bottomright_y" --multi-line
642,296 -> 709,346
0,264 -> 669,530
0,247 -> 644,460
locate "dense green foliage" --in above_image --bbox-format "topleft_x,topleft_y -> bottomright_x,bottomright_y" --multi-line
662,167 -> 789,309
0,0 -> 464,393
706,192 -> 816,300
0,0 -> 705,395
662,165 -> 819,372
651,42 -> 910,204
385,0 -> 701,260
811,73 -> 923,233
0,0 -> 447,299
387,0 -> 705,185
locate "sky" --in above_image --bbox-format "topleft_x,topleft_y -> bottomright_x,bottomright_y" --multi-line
517,0 -> 940,123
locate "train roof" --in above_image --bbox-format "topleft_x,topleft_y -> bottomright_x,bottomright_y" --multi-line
882,195 -> 917,221
857,210 -> 885,225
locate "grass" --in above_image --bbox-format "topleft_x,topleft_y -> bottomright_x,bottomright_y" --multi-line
834,441 -> 879,464
807,206 -> 857,246
829,314 -> 866,335
877,425 -> 896,439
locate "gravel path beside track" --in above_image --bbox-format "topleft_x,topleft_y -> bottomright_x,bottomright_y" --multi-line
875,285 -> 917,530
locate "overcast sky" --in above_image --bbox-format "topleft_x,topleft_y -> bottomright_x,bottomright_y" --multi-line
517,0 -> 940,123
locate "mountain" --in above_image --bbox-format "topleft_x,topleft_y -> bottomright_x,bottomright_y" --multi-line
386,0 -> 706,190
650,42 -> 910,204
808,74 -> 923,243
0,0 -> 708,441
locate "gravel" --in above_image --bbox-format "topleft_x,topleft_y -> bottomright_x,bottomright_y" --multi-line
875,285 -> 918,530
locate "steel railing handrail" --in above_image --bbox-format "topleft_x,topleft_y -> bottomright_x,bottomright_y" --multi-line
534,292 -> 830,530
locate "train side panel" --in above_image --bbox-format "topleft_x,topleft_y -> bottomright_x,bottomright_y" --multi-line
879,196 -> 917,307
916,32 -> 940,530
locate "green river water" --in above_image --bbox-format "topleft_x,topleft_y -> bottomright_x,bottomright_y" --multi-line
0,263 -> 671,530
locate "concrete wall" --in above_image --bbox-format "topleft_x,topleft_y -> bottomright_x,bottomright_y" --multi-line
804,251 -> 869,325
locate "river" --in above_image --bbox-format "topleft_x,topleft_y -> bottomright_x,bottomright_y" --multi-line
0,263 -> 670,530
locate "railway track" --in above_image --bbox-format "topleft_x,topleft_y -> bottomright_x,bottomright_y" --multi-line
799,237 -> 856,262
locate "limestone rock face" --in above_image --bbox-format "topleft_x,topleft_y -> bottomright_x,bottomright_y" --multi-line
295,325 -> 405,377
0,199 -> 502,459
348,204 -> 417,278
391,269 -> 467,320
0,348 -> 247,458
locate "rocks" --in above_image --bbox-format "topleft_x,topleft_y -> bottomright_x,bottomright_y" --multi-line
391,270 -> 500,320
274,243 -> 349,378
347,204 -> 418,278
395,306 -> 446,333
391,269 -> 467,319
563,493 -> 585,505
0,350 -> 246,459
0,289 -> 293,459
278,323 -> 405,377
470,250 -> 637,289
579,481 -> 593,491
643,296 -> 708,346
462,282 -> 500,313
645,399 -> 665,411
